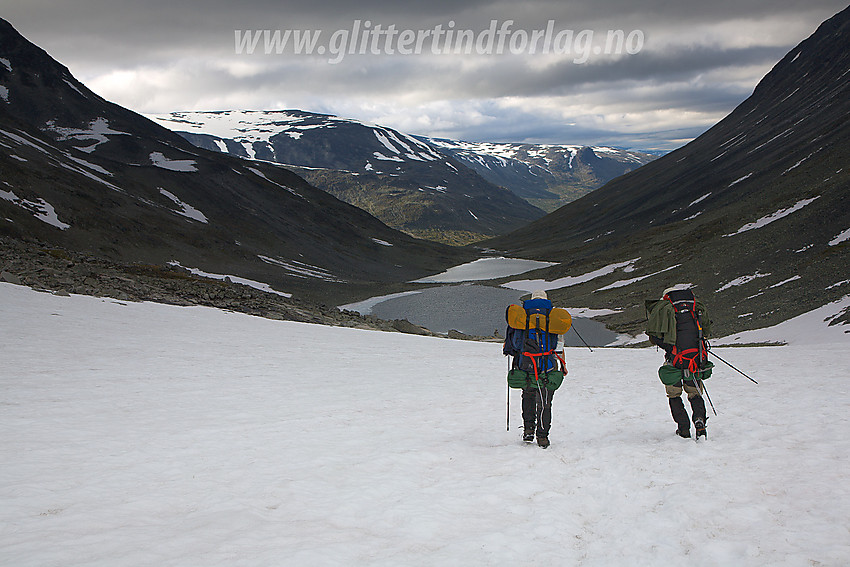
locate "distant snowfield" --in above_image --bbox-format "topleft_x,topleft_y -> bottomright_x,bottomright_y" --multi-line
2,282 -> 849,566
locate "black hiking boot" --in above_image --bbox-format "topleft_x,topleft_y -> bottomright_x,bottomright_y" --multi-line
695,419 -> 707,439
676,427 -> 692,438
523,430 -> 535,443
537,436 -> 550,448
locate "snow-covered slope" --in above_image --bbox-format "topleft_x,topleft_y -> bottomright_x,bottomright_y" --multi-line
2,282 -> 848,565
149,109 -> 444,167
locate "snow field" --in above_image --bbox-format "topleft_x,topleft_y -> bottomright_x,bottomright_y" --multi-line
1,283 -> 849,566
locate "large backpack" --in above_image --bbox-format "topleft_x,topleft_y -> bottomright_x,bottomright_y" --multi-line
667,289 -> 709,372
503,298 -> 570,391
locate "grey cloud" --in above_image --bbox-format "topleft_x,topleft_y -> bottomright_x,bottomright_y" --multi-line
2,0 -> 848,151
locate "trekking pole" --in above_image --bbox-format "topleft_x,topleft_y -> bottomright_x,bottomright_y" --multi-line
695,376 -> 717,416
507,383 -> 510,432
570,324 -> 593,352
708,350 -> 759,384
506,357 -> 511,431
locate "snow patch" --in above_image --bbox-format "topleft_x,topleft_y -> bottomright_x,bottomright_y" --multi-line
716,272 -> 771,293
829,228 -> 850,247
62,153 -> 112,176
58,161 -> 123,193
503,258 -> 640,293
258,255 -> 344,283
371,238 -> 393,247
0,128 -> 56,157
724,196 -> 820,237
769,276 -> 801,288
727,172 -> 752,187
150,152 -> 198,172
246,167 -> 303,199
595,264 -> 680,291
45,117 -> 129,153
374,130 -> 400,154
688,193 -> 711,208
0,58 -> 11,72
62,79 -> 85,97
241,141 -> 256,159
373,152 -> 404,162
169,262 -> 291,297
0,189 -> 70,230
0,85 -> 8,103
783,152 -> 815,174
748,128 -> 794,154
159,189 -> 208,223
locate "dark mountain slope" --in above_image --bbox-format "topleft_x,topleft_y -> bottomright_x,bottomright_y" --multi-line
0,18 -> 473,305
485,7 -> 850,338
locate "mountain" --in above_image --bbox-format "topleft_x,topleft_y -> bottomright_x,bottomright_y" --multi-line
485,6 -> 850,339
416,137 -> 658,211
0,18 -> 475,307
147,110 -> 546,245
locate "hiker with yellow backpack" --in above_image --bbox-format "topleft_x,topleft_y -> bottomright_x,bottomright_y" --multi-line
503,290 -> 572,448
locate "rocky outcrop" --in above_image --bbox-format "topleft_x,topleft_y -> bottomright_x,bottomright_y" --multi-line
0,236 -> 434,335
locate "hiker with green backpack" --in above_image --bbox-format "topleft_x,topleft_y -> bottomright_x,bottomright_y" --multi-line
503,290 -> 572,448
645,286 -> 714,439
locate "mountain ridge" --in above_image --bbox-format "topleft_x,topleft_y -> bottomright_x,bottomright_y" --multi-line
416,136 -> 658,210
147,109 -> 547,244
147,109 -> 657,242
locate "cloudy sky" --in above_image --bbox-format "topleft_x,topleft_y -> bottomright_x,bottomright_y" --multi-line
2,1 -> 847,152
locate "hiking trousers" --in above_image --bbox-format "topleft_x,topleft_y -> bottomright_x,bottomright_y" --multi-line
522,386 -> 554,437
665,379 -> 701,399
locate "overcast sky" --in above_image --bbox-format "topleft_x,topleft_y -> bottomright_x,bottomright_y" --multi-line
2,1 -> 847,152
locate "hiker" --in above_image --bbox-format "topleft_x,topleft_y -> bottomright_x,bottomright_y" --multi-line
503,290 -> 571,448
645,286 -> 714,439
